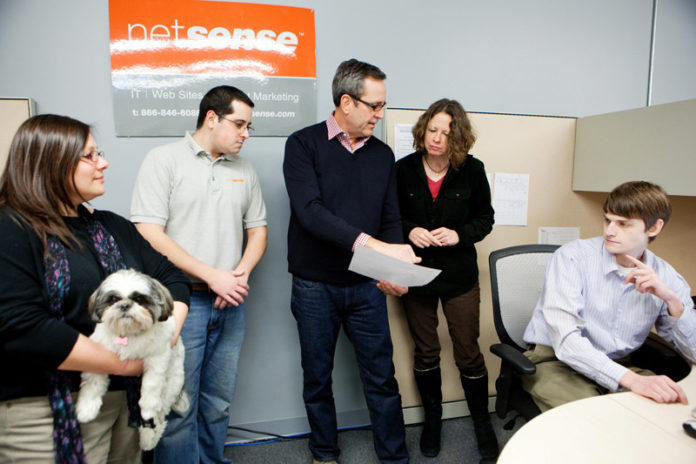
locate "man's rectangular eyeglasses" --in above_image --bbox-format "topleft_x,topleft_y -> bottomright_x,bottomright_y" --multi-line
220,116 -> 254,132
351,96 -> 387,112
80,151 -> 105,164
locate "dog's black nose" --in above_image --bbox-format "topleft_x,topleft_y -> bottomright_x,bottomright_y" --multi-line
118,301 -> 132,311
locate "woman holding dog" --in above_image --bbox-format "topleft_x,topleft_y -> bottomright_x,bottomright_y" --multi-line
395,99 -> 498,462
0,114 -> 190,463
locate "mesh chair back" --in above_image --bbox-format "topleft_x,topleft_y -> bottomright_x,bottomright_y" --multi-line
489,245 -> 559,351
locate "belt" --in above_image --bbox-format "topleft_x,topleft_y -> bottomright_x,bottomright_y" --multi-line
191,283 -> 210,292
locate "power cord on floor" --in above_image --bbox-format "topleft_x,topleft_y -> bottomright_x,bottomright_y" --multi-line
224,424 -> 372,448
226,419 -> 461,448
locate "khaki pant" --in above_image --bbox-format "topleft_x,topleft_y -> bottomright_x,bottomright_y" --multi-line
521,345 -> 654,412
0,390 -> 141,464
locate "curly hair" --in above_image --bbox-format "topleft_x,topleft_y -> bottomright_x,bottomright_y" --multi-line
412,99 -> 476,169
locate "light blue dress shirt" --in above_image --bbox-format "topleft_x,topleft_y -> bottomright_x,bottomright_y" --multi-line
523,236 -> 696,391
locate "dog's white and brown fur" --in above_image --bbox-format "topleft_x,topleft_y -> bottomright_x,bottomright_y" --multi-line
75,269 -> 188,450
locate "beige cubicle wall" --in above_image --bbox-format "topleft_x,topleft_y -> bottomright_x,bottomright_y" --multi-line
573,98 -> 696,196
1,98 -> 34,176
383,108 -> 696,414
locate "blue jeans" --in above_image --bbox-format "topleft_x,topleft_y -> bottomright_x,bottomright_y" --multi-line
291,276 -> 408,464
154,291 -> 245,464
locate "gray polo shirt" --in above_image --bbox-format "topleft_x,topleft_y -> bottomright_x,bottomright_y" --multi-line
131,132 -> 267,277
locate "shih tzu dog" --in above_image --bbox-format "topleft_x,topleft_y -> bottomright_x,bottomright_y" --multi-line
75,269 -> 188,450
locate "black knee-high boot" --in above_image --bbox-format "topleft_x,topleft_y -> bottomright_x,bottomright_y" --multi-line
461,374 -> 499,461
414,367 -> 442,457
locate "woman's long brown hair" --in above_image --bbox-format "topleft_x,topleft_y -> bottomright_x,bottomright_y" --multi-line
0,114 -> 90,252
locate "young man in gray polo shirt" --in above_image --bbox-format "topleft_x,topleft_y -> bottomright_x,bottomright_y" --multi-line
131,86 -> 267,464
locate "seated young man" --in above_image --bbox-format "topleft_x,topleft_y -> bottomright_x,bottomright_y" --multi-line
522,181 -> 696,411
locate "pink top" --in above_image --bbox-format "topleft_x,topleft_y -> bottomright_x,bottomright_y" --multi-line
326,113 -> 369,153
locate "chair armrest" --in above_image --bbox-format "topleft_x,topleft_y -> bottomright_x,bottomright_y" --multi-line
630,333 -> 690,381
490,343 -> 536,375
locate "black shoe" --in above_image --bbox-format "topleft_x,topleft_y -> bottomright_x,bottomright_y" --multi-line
414,367 -> 443,457
461,373 -> 499,460
472,414 -> 499,459
420,423 -> 441,458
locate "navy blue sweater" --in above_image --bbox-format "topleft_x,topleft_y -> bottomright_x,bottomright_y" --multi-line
283,121 -> 403,284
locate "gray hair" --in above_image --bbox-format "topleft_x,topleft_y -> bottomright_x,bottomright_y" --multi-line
331,58 -> 386,106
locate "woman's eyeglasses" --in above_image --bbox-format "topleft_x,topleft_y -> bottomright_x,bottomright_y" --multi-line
80,151 -> 105,164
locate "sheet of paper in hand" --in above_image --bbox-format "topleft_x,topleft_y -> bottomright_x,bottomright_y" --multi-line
348,245 -> 441,287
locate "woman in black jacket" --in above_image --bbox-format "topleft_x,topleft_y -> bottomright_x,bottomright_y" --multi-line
0,114 -> 190,463
395,99 -> 497,462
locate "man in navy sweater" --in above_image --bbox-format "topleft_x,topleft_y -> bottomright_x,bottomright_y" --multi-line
283,59 -> 418,464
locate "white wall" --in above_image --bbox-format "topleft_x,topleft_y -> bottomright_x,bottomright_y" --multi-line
1,0 -> 694,435
651,0 -> 696,105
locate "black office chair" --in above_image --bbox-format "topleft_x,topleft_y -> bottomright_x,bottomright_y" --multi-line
488,244 -> 558,427
488,244 -> 692,429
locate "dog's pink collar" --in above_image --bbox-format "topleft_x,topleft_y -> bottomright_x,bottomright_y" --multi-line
114,336 -> 129,346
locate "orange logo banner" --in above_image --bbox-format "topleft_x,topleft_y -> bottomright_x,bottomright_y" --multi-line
109,0 -> 316,136
109,0 -> 315,78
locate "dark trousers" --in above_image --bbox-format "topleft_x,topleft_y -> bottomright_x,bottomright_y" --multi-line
291,276 -> 408,463
401,282 -> 486,377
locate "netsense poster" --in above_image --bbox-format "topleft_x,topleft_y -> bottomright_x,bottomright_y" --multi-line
109,0 -> 316,136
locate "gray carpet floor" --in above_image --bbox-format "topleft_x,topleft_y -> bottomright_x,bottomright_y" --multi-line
224,413 -> 524,463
